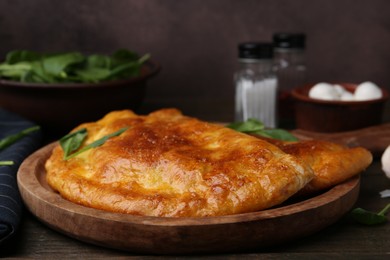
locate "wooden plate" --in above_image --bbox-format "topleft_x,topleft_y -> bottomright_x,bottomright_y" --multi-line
17,142 -> 360,254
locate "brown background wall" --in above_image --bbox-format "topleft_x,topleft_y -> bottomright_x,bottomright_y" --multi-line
0,0 -> 389,122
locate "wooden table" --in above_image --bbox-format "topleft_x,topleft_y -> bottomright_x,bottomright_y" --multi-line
1,100 -> 390,258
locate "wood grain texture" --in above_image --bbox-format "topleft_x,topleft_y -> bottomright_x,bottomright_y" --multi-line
17,142 -> 360,254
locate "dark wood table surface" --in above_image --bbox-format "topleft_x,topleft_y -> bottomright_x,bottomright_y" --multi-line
1,100 -> 390,258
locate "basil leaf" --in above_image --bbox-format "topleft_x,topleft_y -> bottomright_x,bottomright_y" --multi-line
59,128 -> 88,160
227,118 -> 298,141
64,127 -> 128,160
0,125 -> 40,151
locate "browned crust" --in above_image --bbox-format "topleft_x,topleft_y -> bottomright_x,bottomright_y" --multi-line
45,109 -> 314,217
254,136 -> 373,195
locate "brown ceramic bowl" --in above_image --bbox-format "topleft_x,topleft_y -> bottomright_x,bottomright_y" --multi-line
291,83 -> 389,132
0,60 -> 160,136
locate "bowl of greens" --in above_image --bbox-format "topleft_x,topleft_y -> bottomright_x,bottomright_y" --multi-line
0,49 -> 160,135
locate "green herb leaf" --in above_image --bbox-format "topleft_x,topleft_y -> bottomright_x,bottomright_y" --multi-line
28,61 -> 56,83
226,118 -> 265,133
5,50 -> 42,64
0,161 -> 14,166
260,128 -> 299,141
111,49 -> 139,65
59,128 -> 88,160
86,54 -> 112,69
0,49 -> 149,83
0,126 -> 40,151
226,119 -> 298,141
0,63 -> 31,80
63,127 -> 128,160
42,52 -> 85,77
74,67 -> 112,83
106,61 -> 140,80
351,203 -> 390,225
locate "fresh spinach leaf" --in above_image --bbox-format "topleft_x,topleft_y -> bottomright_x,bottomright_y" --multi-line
260,129 -> 298,141
86,54 -> 111,69
42,52 -> 85,77
0,126 -> 40,151
74,68 -> 112,83
351,203 -> 390,225
0,49 -> 150,83
226,118 -> 265,133
6,50 -> 42,64
107,61 -> 140,80
0,63 -> 31,80
227,118 -> 298,141
28,60 -> 56,83
59,128 -> 88,160
0,126 -> 39,166
111,49 -> 139,64
62,127 -> 128,160
0,161 -> 14,166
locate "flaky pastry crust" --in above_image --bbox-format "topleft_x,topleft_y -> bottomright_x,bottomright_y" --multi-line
255,137 -> 373,195
45,109 -> 314,217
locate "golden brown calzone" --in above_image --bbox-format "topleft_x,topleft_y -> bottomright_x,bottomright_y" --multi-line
45,109 -> 314,217
254,137 -> 373,196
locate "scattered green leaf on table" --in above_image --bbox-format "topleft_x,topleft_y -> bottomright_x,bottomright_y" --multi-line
0,126 -> 40,151
0,161 -> 14,166
351,203 -> 390,225
0,125 -> 40,166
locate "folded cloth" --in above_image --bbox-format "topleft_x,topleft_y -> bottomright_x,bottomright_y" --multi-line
0,109 -> 42,244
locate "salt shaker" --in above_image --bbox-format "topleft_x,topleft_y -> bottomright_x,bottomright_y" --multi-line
234,42 -> 277,128
273,33 -> 306,128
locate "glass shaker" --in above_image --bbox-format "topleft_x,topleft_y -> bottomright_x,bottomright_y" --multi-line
273,33 -> 306,128
234,42 -> 277,128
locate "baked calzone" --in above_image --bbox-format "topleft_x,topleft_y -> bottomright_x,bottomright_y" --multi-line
254,137 -> 372,196
45,109 -> 314,217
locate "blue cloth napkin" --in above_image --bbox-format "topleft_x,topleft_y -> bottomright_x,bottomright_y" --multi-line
0,109 -> 42,244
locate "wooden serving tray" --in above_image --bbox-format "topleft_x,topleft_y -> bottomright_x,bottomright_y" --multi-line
17,142 -> 360,254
